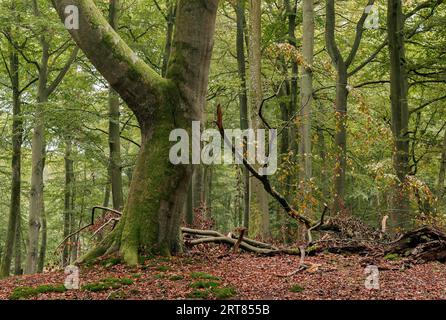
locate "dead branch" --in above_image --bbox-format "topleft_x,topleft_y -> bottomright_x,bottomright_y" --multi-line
215,104 -> 315,228
54,206 -> 122,254
182,227 -> 300,255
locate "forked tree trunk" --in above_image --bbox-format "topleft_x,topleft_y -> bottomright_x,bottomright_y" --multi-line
53,0 -> 219,265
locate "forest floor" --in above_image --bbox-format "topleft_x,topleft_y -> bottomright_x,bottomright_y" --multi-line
1,245 -> 446,300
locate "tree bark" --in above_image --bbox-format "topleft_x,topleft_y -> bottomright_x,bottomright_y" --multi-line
387,0 -> 411,231
26,0 -> 78,274
108,0 -> 124,211
437,129 -> 446,198
299,0 -> 314,183
0,40 -> 22,279
63,139 -> 75,266
53,0 -> 219,265
325,0 -> 375,213
235,0 -> 251,232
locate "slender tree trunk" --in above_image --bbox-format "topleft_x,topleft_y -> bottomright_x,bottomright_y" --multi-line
109,0 -> 124,211
299,0 -> 314,182
186,182 -> 193,225
37,198 -> 46,273
333,65 -> 348,213
63,139 -> 74,266
437,129 -> 446,198
285,0 -> 299,153
387,0 -> 411,230
25,41 -> 48,274
192,165 -> 204,209
0,43 -> 22,279
162,0 -> 176,77
13,215 -> 22,275
248,0 -> 270,239
26,1 -> 78,273
235,0 -> 251,232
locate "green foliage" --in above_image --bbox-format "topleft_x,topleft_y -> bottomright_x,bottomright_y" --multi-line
9,284 -> 66,300
212,287 -> 237,299
169,275 -> 184,281
384,253 -> 401,261
290,285 -> 305,293
190,271 -> 220,280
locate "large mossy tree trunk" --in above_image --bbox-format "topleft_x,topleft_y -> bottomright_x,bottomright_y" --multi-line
53,0 -> 219,265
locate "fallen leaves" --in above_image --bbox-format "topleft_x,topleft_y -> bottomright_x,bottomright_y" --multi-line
1,247 -> 446,300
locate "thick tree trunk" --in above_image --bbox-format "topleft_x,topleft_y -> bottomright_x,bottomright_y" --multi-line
54,0 -> 219,265
0,45 -> 21,279
387,0 -> 411,231
235,0 -> 251,232
248,0 -> 270,239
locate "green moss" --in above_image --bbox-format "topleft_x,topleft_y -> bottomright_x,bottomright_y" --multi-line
290,285 -> 305,293
384,253 -> 401,261
107,290 -> 127,300
190,272 -> 220,280
156,265 -> 170,272
131,273 -> 142,279
101,257 -> 121,267
9,284 -> 67,300
190,280 -> 220,289
154,274 -> 166,279
169,275 -> 184,281
213,287 -> 237,299
187,289 -> 211,299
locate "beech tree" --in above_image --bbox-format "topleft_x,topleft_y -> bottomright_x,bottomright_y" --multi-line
52,0 -> 219,264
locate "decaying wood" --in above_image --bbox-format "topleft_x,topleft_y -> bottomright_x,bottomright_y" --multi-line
182,227 -> 300,255
385,226 -> 446,263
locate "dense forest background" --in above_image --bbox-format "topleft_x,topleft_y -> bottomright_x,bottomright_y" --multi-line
0,0 -> 445,279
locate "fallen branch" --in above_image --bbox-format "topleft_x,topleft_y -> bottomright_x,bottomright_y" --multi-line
182,227 -> 300,255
